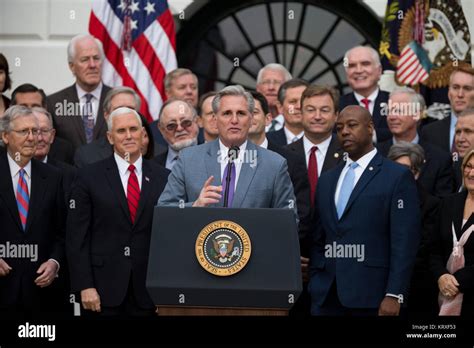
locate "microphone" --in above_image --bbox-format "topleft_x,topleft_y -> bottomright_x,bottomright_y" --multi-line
223,145 -> 240,208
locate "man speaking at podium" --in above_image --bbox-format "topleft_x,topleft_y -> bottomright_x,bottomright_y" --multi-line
158,85 -> 296,217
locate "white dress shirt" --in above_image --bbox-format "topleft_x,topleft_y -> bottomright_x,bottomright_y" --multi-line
334,148 -> 377,205
303,135 -> 332,177
284,126 -> 304,144
260,137 -> 269,149
354,89 -> 379,144
8,153 -> 32,195
218,139 -> 248,190
75,82 -> 102,124
114,153 -> 143,196
353,89 -> 379,115
265,114 -> 284,132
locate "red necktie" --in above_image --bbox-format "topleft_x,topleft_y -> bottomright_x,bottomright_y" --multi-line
308,146 -> 318,207
361,98 -> 370,110
127,164 -> 140,223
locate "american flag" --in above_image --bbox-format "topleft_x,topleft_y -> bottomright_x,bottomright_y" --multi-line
89,0 -> 177,121
396,41 -> 432,86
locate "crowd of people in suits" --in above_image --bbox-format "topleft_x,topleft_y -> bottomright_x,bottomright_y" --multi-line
0,34 -> 474,318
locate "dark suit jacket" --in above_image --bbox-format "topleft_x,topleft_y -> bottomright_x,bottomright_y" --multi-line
266,140 -> 311,256
408,182 -> 440,315
377,139 -> 454,197
47,157 -> 76,202
339,91 -> 391,143
285,136 -> 344,256
429,191 -> 474,316
0,152 -> 65,309
266,128 -> 287,147
74,137 -> 112,168
420,115 -> 452,152
49,136 -> 75,165
453,159 -> 463,192
309,152 -> 421,309
154,145 -> 168,167
66,156 -> 170,309
46,84 -> 111,150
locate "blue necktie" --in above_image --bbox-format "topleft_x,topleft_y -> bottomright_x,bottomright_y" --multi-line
83,93 -> 94,143
336,162 -> 358,219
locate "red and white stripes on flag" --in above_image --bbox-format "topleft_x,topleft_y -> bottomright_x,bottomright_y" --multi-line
396,41 -> 431,86
89,0 -> 177,121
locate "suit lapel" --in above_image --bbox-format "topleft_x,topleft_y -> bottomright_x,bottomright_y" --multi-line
322,136 -> 344,173
205,140 -> 223,206
453,190 -> 467,237
134,160 -> 152,225
93,85 -> 109,140
232,142 -> 259,208
69,85 -> 87,144
25,160 -> 49,232
341,153 -> 382,218
444,116 -> 452,151
372,91 -> 384,125
104,156 -> 131,222
330,163 -> 345,223
0,153 -> 23,232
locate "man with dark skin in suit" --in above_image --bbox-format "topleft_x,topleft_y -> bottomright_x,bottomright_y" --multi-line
336,106 -> 404,315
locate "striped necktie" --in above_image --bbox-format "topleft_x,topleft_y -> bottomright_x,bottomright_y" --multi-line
83,93 -> 94,143
127,164 -> 140,224
16,168 -> 29,231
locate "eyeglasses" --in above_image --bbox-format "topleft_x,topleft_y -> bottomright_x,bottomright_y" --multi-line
38,128 -> 53,136
164,119 -> 193,132
259,79 -> 283,86
464,163 -> 474,174
11,128 -> 40,137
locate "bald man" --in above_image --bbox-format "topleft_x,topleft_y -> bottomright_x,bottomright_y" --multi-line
309,105 -> 420,316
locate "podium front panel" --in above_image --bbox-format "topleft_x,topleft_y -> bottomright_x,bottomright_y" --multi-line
146,207 -> 302,309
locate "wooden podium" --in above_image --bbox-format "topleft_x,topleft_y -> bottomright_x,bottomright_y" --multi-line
157,306 -> 288,316
147,207 -> 302,316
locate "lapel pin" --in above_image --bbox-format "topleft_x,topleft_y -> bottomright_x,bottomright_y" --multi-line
369,167 -> 373,171
334,153 -> 339,158
145,176 -> 150,182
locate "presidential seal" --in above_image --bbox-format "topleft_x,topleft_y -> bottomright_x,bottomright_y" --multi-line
195,220 -> 251,276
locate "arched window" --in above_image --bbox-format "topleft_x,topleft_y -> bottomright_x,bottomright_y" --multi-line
177,0 -> 382,95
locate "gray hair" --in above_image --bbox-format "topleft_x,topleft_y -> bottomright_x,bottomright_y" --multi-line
164,68 -> 197,91
388,141 -> 425,174
31,107 -> 54,128
158,99 -> 197,125
67,34 -> 104,63
344,45 -> 381,69
103,87 -> 141,115
0,105 -> 35,133
389,86 -> 426,110
212,85 -> 255,115
256,63 -> 292,84
107,107 -> 142,131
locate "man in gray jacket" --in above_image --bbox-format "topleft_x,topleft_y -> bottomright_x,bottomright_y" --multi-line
158,85 -> 297,217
